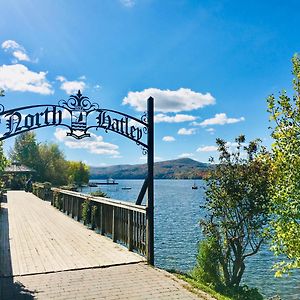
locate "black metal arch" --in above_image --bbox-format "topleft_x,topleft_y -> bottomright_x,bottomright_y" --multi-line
0,90 -> 155,265
0,91 -> 149,152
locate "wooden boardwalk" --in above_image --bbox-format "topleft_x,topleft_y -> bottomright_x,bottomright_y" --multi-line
0,191 -> 209,299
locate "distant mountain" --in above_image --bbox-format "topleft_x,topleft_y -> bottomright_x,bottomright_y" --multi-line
90,158 -> 211,180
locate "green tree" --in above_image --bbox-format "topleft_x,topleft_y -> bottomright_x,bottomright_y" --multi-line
0,141 -> 8,186
0,91 -> 8,189
10,132 -> 69,186
200,136 -> 271,288
9,132 -> 40,171
267,54 -> 300,275
38,143 -> 69,185
0,142 -> 7,171
67,161 -> 90,186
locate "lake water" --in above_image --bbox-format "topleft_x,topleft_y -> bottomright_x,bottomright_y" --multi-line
83,179 -> 299,299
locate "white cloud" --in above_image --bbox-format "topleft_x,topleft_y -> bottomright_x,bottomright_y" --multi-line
61,109 -> 71,119
2,40 -> 31,62
178,153 -> 194,158
123,88 -> 215,113
197,145 -> 218,152
54,128 -> 119,155
2,40 -> 20,50
206,128 -> 215,134
12,50 -> 30,62
177,128 -> 196,135
120,0 -> 135,7
56,75 -> 86,95
56,75 -> 66,82
154,113 -> 196,123
128,119 -> 143,127
194,113 -> 245,127
61,81 -> 85,94
162,136 -> 175,142
0,64 -> 53,94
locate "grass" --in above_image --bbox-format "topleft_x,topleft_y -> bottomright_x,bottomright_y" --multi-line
170,270 -> 265,300
168,270 -> 232,300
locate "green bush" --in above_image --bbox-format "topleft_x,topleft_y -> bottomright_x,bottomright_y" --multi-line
59,184 -> 78,191
224,285 -> 263,300
90,190 -> 108,198
82,199 -> 92,225
191,238 -> 264,300
192,238 -> 222,288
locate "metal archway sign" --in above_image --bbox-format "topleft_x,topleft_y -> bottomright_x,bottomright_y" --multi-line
0,90 -> 154,265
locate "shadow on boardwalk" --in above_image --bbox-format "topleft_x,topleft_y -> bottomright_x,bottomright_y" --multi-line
0,195 -> 35,299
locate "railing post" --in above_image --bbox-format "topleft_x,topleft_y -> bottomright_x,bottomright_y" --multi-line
63,195 -> 66,212
112,207 -> 116,242
100,204 -> 105,235
71,196 -> 74,218
128,210 -> 133,251
147,96 -> 154,265
76,198 -> 80,221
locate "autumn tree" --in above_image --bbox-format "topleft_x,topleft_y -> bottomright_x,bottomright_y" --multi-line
67,161 -> 89,186
267,54 -> 300,275
199,136 -> 271,288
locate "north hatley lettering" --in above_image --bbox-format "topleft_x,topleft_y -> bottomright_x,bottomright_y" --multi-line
4,106 -> 64,138
96,110 -> 144,143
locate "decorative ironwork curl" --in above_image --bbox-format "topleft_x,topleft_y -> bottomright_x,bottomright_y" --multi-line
0,104 -> 4,114
141,112 -> 148,124
140,112 -> 148,134
59,90 -> 99,111
142,147 -> 148,155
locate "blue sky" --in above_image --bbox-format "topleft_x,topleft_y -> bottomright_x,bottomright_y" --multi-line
0,0 -> 299,166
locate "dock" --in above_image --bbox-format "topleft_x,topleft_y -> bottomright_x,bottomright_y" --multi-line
0,191 -> 209,299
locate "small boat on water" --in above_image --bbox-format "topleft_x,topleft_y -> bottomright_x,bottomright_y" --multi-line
88,183 -> 98,187
192,182 -> 198,190
122,187 -> 132,190
89,178 -> 118,185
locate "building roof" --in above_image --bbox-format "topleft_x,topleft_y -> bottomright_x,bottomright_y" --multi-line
4,163 -> 35,173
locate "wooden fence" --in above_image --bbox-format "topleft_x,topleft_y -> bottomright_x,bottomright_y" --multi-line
32,185 -> 147,256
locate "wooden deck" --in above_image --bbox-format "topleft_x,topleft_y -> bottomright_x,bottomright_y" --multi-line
0,191 -> 144,277
0,191 -> 208,299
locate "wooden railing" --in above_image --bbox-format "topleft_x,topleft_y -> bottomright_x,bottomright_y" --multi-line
32,182 -> 52,201
32,186 -> 147,257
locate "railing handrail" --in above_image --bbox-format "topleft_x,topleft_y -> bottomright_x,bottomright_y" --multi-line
51,188 -> 147,214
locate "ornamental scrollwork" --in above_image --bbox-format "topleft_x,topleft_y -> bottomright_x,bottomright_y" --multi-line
58,90 -> 99,112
